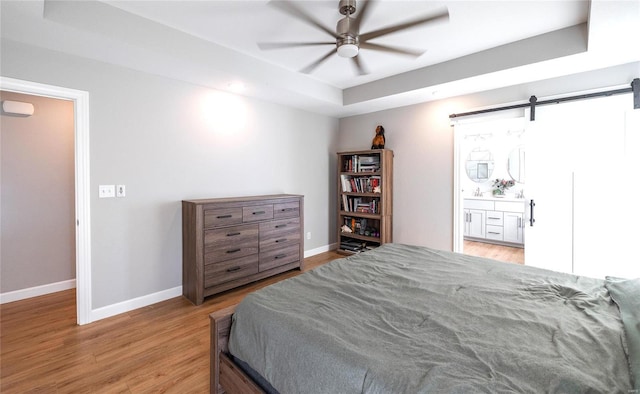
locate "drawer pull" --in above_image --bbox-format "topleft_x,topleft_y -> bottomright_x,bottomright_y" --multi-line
280,208 -> 294,212
252,211 -> 266,215
226,232 -> 241,237
488,231 -> 501,235
488,217 -> 500,220
226,266 -> 241,272
275,224 -> 287,228
275,238 -> 287,243
274,254 -> 287,259
226,248 -> 241,254
217,214 -> 232,219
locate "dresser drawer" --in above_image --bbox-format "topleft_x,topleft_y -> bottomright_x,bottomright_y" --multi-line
274,201 -> 300,219
259,243 -> 300,272
243,205 -> 274,222
204,208 -> 243,228
486,225 -> 504,241
485,211 -> 504,226
259,218 -> 301,251
204,254 -> 259,288
204,224 -> 258,262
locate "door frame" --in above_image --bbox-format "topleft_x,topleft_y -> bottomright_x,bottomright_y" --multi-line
453,124 -> 464,253
1,76 -> 91,325
452,114 -> 525,255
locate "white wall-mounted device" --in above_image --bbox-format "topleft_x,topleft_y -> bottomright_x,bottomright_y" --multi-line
2,100 -> 35,116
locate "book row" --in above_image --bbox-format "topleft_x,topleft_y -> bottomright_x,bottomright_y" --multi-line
339,239 -> 377,253
341,196 -> 379,214
340,174 -> 381,193
342,154 -> 380,173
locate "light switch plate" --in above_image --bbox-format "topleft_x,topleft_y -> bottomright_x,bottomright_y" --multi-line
116,185 -> 126,197
99,185 -> 115,198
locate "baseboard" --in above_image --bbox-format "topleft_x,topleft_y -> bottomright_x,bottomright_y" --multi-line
3,245 -> 336,317
0,279 -> 76,304
304,243 -> 338,258
90,286 -> 183,322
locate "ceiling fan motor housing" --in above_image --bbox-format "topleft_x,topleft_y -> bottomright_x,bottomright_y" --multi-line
338,0 -> 357,16
336,14 -> 359,57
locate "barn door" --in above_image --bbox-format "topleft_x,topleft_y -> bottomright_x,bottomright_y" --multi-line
525,94 -> 638,279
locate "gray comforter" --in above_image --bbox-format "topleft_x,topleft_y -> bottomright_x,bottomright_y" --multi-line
229,243 -> 635,393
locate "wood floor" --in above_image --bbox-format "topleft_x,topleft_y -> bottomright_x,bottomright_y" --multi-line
1,245 -> 522,393
463,240 -> 524,265
0,251 -> 342,394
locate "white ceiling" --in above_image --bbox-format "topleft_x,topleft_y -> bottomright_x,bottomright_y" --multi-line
2,0 -> 639,117
104,0 -> 589,89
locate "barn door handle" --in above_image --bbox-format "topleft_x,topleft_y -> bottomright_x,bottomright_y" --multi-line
529,200 -> 536,227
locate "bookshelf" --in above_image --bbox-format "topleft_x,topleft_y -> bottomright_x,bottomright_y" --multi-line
337,149 -> 393,254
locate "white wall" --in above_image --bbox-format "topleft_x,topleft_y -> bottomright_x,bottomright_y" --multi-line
338,62 -> 640,251
1,91 -> 75,292
1,40 -> 339,309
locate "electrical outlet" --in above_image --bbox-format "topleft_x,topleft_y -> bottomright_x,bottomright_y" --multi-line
99,185 -> 115,198
306,232 -> 311,240
116,185 -> 126,197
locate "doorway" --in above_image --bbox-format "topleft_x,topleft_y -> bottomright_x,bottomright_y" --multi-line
453,115 -> 527,266
0,77 -> 91,325
453,89 -> 638,279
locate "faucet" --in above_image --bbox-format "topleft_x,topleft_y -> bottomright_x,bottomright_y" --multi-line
475,187 -> 481,197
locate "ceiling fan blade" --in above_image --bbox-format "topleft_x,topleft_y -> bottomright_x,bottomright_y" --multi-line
269,1 -> 338,39
360,9 -> 449,42
359,42 -> 424,57
351,56 -> 369,76
353,0 -> 375,30
300,49 -> 336,74
258,41 -> 335,50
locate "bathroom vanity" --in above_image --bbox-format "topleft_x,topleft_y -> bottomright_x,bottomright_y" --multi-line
463,197 -> 525,247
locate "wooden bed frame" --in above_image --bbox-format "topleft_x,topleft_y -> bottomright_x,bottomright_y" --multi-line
210,305 -> 266,394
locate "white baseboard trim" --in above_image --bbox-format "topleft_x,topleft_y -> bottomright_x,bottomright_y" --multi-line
0,279 -> 76,304
3,245 -> 337,317
90,286 -> 183,323
90,245 -> 338,322
304,243 -> 338,258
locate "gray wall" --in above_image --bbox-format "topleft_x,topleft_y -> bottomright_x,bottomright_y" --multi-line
338,62 -> 640,251
1,40 -> 339,309
1,91 -> 75,292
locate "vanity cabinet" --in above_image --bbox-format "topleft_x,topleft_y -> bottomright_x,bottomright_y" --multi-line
503,212 -> 524,243
463,209 -> 486,238
464,198 -> 525,246
182,194 -> 304,305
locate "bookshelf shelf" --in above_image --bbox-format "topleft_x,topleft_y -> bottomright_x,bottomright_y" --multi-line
337,149 -> 393,254
340,232 -> 380,243
338,211 -> 381,220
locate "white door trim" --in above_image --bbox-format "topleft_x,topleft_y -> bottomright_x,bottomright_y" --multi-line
452,124 -> 463,253
1,76 -> 92,325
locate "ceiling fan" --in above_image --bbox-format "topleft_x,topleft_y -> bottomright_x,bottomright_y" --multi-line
258,0 -> 449,75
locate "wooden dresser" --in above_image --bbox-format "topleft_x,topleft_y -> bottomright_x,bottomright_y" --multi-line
182,194 -> 304,305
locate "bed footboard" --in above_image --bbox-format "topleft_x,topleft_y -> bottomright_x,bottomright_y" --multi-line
210,306 -> 265,394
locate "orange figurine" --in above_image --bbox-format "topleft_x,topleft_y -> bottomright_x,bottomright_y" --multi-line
371,125 -> 385,149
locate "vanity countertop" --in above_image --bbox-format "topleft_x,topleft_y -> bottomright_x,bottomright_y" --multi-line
464,195 -> 526,203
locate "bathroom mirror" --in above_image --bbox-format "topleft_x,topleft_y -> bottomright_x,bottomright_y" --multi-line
508,145 -> 525,184
465,147 -> 494,182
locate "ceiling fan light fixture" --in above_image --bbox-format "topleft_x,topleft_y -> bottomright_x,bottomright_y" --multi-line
337,43 -> 359,58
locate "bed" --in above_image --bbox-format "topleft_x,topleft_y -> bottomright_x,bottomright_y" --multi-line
210,243 -> 639,393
